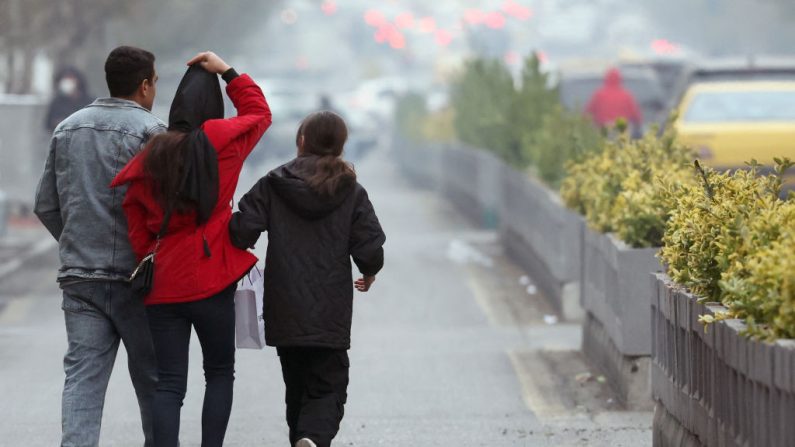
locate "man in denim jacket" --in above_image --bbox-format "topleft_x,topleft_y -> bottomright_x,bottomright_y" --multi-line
34,46 -> 165,447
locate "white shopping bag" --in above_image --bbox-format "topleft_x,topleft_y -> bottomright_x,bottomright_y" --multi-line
234,267 -> 265,349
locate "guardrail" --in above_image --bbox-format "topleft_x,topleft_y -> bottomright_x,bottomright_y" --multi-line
651,273 -> 795,447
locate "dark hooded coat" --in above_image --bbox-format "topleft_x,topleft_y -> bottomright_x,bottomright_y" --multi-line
229,156 -> 386,349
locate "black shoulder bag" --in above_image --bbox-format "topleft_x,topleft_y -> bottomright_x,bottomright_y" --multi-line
130,207 -> 173,296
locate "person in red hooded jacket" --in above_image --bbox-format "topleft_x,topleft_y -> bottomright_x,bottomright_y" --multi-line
111,51 -> 271,447
585,68 -> 643,133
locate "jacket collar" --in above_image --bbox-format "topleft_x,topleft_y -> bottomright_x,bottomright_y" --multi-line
88,97 -> 151,112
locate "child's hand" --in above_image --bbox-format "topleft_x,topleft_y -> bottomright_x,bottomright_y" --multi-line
355,275 -> 376,292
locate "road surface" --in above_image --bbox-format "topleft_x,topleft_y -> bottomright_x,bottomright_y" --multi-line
0,146 -> 651,446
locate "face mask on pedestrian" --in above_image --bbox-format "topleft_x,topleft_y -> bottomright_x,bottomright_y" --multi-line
58,77 -> 79,96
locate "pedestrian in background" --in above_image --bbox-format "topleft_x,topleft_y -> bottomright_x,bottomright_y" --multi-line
34,46 -> 164,447
44,67 -> 94,133
585,67 -> 643,136
229,111 -> 386,447
111,51 -> 271,447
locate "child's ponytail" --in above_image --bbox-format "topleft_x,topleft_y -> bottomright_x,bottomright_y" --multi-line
298,111 -> 356,196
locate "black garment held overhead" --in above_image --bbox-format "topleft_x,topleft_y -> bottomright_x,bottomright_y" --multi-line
168,65 -> 224,226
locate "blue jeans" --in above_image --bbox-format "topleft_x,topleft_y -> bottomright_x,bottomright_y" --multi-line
61,281 -> 157,447
146,283 -> 237,447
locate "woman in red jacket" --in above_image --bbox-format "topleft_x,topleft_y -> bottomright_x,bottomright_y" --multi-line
111,52 -> 271,447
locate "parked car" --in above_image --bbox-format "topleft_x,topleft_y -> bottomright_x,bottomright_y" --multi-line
619,58 -> 691,102
674,79 -> 795,189
669,57 -> 795,109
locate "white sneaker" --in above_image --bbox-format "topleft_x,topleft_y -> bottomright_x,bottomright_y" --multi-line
296,439 -> 317,447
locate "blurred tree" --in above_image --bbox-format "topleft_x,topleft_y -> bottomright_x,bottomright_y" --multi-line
450,58 -> 519,165
513,53 -> 559,166
0,0 -> 277,94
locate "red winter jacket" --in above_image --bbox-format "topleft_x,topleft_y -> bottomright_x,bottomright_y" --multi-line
111,74 -> 272,305
585,68 -> 642,127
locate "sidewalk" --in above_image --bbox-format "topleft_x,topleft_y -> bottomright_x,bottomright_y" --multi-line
0,148 -> 651,446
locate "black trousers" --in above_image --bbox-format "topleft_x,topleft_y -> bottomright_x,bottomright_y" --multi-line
146,283 -> 237,447
277,347 -> 350,447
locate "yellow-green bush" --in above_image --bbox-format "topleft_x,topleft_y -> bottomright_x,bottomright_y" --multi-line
659,159 -> 795,339
560,125 -> 695,248
421,107 -> 456,143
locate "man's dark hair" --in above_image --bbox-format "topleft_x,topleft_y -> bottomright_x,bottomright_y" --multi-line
104,46 -> 155,97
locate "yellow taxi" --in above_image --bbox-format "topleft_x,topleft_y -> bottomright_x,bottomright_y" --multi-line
674,80 -> 795,187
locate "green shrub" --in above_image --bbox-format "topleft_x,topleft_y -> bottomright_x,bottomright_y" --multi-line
560,125 -> 695,248
659,158 -> 795,339
513,54 -> 561,167
450,59 -> 519,165
394,93 -> 428,143
527,105 -> 603,187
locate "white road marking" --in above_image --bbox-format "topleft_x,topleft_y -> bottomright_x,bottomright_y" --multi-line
508,350 -> 571,422
466,270 -> 501,326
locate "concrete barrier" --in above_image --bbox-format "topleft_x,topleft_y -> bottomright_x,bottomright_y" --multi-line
439,146 -> 502,229
0,97 -> 49,208
499,164 -> 585,320
582,227 -> 662,356
651,273 -> 795,447
0,189 -> 7,238
580,227 -> 662,408
391,136 -> 585,320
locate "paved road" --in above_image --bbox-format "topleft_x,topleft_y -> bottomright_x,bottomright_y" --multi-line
0,147 -> 651,446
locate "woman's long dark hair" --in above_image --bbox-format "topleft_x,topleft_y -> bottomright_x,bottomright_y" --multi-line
143,131 -> 194,213
298,111 -> 356,196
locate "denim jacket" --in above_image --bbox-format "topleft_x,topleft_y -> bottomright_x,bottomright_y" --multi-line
34,97 -> 166,282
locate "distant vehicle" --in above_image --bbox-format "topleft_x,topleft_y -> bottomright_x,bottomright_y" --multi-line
669,57 -> 795,109
674,80 -> 795,189
558,67 -> 668,131
338,76 -> 415,125
251,78 -> 319,163
619,59 -> 690,101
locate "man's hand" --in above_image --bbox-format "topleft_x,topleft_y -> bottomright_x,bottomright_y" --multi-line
355,275 -> 376,292
187,51 -> 231,75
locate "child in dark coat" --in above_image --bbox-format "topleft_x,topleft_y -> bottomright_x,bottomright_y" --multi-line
229,111 -> 386,447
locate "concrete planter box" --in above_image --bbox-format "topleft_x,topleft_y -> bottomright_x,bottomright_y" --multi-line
582,227 -> 662,356
580,227 -> 662,408
651,273 -> 795,447
391,133 -> 443,190
499,164 -> 585,320
439,146 -> 502,229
